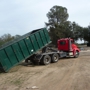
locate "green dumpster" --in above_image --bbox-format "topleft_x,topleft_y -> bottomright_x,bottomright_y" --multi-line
0,28 -> 51,72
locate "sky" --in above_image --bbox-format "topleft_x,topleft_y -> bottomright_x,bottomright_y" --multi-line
0,0 -> 90,36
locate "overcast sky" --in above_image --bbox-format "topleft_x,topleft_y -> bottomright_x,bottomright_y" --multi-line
0,0 -> 90,36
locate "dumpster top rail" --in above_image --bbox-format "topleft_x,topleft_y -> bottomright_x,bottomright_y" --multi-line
0,28 -> 44,50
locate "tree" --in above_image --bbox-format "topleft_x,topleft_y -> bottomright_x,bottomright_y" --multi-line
14,35 -> 21,39
0,34 -> 21,47
46,5 -> 69,28
1,34 -> 14,42
0,34 -> 14,47
46,5 -> 90,45
71,22 -> 83,40
46,5 -> 72,45
82,27 -> 90,43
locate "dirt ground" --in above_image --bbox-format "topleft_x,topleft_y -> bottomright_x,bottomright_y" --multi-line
0,46 -> 90,90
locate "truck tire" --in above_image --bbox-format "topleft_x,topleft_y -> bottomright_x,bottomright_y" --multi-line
41,55 -> 51,65
74,51 -> 79,58
51,53 -> 59,63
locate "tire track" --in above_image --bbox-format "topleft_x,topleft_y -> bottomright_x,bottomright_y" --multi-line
54,58 -> 80,90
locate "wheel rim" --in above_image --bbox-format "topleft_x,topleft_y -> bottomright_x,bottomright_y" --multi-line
54,56 -> 58,61
74,51 -> 79,58
76,51 -> 79,56
52,53 -> 59,63
45,58 -> 50,63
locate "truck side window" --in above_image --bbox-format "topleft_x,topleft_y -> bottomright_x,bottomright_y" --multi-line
60,41 -> 66,45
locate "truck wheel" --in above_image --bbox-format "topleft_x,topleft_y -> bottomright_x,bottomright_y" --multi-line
41,55 -> 51,65
51,53 -> 59,63
74,51 -> 79,58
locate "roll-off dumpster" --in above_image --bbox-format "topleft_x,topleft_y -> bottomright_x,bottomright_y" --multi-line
0,28 -> 51,72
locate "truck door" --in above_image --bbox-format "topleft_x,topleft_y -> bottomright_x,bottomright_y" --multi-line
58,40 -> 69,51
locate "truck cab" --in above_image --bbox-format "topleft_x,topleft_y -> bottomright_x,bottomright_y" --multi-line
57,38 -> 80,57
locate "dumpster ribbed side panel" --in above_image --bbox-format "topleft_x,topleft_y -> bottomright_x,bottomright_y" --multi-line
0,49 -> 12,72
39,30 -> 47,45
18,40 -> 29,58
30,34 -> 39,51
5,46 -> 18,65
34,32 -> 43,48
12,43 -> 24,61
24,37 -> 34,55
43,28 -> 50,43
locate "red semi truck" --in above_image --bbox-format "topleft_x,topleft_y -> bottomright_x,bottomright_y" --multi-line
58,38 -> 80,58
26,38 -> 80,65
